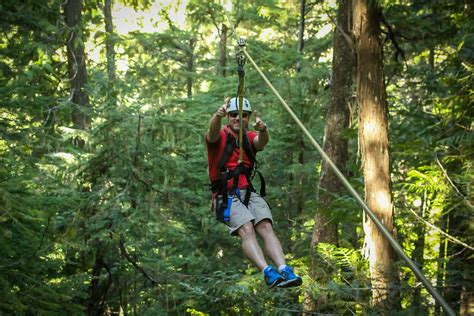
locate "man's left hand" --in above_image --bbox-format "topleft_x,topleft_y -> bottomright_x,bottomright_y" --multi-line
253,111 -> 267,132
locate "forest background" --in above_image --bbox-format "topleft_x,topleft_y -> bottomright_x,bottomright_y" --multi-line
1,0 -> 472,315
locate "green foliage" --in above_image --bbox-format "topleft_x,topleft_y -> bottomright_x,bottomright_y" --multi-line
0,0 -> 472,314
386,0 -> 473,313
304,243 -> 371,313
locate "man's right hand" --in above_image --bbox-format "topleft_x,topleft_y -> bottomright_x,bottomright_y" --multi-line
216,104 -> 227,118
207,98 -> 229,143
216,97 -> 230,117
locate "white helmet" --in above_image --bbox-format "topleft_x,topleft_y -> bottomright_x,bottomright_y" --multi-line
227,97 -> 252,113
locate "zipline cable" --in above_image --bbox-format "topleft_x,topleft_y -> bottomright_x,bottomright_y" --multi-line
223,9 -> 455,316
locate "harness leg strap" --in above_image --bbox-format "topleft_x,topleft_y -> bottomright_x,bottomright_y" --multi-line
223,193 -> 233,222
223,189 -> 241,223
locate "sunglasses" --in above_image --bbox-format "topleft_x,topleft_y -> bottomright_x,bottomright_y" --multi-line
228,112 -> 250,119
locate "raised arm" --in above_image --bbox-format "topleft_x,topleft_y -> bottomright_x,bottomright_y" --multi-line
252,111 -> 269,151
206,102 -> 227,143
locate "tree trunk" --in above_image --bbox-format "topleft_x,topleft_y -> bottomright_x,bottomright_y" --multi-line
460,288 -> 474,315
295,0 -> 305,73
86,249 -> 107,316
104,0 -> 117,107
286,0 -> 306,224
295,0 -> 305,217
187,38 -> 195,98
64,0 -> 90,139
218,23 -> 227,77
311,0 -> 353,250
304,0 -> 354,313
444,209 -> 472,315
353,0 -> 399,309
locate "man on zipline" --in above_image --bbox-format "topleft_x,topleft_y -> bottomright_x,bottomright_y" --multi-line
206,97 -> 302,288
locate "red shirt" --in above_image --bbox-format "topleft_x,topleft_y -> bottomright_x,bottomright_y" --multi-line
206,126 -> 258,189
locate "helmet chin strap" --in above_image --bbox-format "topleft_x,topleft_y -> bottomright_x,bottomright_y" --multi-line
236,37 -> 246,164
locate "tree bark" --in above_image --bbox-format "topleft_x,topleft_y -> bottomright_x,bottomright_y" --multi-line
64,0 -> 90,137
86,249 -> 107,316
444,209 -> 472,315
460,288 -> 474,316
295,0 -> 306,217
295,0 -> 305,73
287,0 -> 306,223
311,0 -> 353,250
104,0 -> 117,107
304,0 -> 354,313
288,0 -> 306,219
187,38 -> 195,98
218,23 -> 227,77
353,0 -> 399,309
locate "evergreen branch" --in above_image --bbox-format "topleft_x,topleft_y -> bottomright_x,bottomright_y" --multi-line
304,2 -> 317,15
132,172 -> 164,194
118,237 -> 160,286
407,207 -> 474,251
324,9 -> 355,53
128,113 -> 163,194
380,14 -> 406,63
209,9 -> 221,35
0,216 -> 51,269
267,306 -> 341,316
435,153 -> 473,211
315,284 -> 462,290
313,244 -> 362,287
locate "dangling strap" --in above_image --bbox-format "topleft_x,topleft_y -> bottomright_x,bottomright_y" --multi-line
253,170 -> 266,197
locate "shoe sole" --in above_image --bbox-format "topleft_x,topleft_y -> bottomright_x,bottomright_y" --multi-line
268,277 -> 285,289
276,277 -> 303,288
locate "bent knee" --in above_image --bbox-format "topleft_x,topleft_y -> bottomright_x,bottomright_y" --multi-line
255,219 -> 274,234
237,221 -> 256,239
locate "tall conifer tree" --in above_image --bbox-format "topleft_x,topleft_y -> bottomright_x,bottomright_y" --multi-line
353,0 -> 399,308
64,0 -> 90,140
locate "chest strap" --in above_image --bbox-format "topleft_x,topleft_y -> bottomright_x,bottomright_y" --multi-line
218,130 -> 256,172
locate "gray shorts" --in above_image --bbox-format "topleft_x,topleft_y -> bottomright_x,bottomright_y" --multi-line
214,189 -> 273,236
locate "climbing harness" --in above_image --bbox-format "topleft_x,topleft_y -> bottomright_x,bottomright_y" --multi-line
210,127 -> 266,223
223,9 -> 455,316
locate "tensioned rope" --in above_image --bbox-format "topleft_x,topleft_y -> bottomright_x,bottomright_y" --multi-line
223,10 -> 455,316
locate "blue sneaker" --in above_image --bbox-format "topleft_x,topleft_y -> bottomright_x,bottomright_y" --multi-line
263,265 -> 284,288
277,266 -> 302,288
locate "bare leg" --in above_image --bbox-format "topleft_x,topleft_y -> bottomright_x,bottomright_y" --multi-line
255,219 -> 286,268
237,221 -> 268,270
